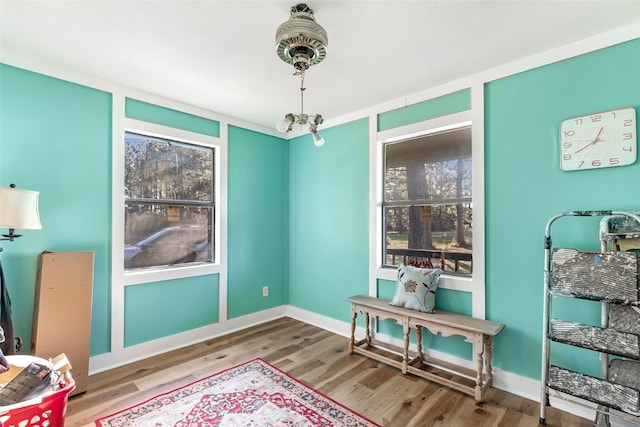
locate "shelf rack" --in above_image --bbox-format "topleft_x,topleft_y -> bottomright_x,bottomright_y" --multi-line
540,210 -> 640,426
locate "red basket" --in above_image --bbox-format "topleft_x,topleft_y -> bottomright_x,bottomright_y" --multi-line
0,377 -> 75,427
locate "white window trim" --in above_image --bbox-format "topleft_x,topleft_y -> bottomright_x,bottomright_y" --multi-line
111,93 -> 228,353
370,89 -> 486,318
119,119 -> 221,282
119,118 -> 223,285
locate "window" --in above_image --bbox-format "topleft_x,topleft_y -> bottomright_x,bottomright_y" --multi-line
382,126 -> 472,276
124,131 -> 214,270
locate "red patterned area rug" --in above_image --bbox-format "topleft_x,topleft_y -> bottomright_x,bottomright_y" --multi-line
95,358 -> 380,427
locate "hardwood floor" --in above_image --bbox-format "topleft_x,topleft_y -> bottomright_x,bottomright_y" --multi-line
65,317 -> 591,426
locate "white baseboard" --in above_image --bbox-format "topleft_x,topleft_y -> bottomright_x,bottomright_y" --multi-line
88,305 -> 287,374
285,305 -> 355,339
88,304 -> 639,425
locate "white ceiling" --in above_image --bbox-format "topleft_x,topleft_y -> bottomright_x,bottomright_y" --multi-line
2,1 -> 639,131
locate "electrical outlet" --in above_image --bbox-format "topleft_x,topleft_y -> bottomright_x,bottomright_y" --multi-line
262,286 -> 269,297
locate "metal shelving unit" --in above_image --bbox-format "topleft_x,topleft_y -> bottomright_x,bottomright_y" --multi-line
540,210 -> 640,426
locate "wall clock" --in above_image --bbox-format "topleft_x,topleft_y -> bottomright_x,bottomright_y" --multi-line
559,107 -> 637,171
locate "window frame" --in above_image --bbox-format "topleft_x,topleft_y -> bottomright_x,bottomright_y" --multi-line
381,126 -> 473,275
123,129 -> 216,271
373,110 -> 476,294
117,118 -> 223,286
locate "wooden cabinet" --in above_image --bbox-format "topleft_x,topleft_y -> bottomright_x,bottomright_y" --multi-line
31,251 -> 94,396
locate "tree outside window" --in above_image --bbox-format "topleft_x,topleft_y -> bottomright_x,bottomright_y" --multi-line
383,126 -> 472,275
124,131 -> 214,270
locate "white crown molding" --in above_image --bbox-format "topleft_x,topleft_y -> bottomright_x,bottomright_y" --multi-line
322,20 -> 640,133
2,21 -> 637,139
0,47 -> 282,139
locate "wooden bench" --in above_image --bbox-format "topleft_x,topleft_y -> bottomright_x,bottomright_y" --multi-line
345,295 -> 504,402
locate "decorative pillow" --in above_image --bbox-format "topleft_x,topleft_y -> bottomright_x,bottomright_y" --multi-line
390,264 -> 442,313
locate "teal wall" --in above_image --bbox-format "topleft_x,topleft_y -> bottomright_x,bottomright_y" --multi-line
1,37 -> 638,382
378,88 -> 471,131
485,38 -> 640,378
0,65 -> 287,356
227,125 -> 288,318
125,98 -> 220,137
0,64 -> 112,354
287,39 -> 640,380
288,119 -> 370,318
124,274 -> 219,346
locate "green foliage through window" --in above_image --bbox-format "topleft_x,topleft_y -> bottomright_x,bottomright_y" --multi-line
124,131 -> 215,270
383,126 -> 472,275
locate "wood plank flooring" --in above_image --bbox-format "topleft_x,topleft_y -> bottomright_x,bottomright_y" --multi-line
65,317 -> 591,426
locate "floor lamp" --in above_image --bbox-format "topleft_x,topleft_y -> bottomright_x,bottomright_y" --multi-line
0,184 -> 42,359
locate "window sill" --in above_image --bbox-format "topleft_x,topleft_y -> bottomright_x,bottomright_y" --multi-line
375,265 -> 473,292
123,262 -> 222,286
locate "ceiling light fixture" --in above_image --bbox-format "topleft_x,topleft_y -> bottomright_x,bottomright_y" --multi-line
275,3 -> 327,147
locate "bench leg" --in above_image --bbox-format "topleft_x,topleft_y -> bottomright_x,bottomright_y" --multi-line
416,326 -> 423,363
402,320 -> 409,374
349,305 -> 357,354
474,333 -> 485,401
484,335 -> 494,384
365,313 -> 371,345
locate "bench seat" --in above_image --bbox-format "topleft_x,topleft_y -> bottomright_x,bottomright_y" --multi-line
345,294 -> 505,402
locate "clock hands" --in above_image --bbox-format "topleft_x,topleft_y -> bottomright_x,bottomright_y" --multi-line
574,126 -> 604,154
560,107 -> 637,171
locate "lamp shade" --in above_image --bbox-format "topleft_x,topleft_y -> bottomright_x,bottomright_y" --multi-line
0,186 -> 42,230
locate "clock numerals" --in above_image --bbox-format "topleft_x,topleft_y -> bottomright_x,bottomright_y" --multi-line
571,158 -> 621,169
559,107 -> 637,171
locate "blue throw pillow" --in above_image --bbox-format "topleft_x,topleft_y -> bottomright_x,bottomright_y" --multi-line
390,264 -> 442,313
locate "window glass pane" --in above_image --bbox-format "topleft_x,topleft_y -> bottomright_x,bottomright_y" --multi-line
383,204 -> 472,274
385,127 -> 471,203
125,131 -> 213,201
382,126 -> 472,276
124,130 -> 215,271
385,158 -> 471,202
124,203 -> 212,269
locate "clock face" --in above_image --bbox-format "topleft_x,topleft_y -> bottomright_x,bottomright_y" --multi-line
560,107 -> 637,171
